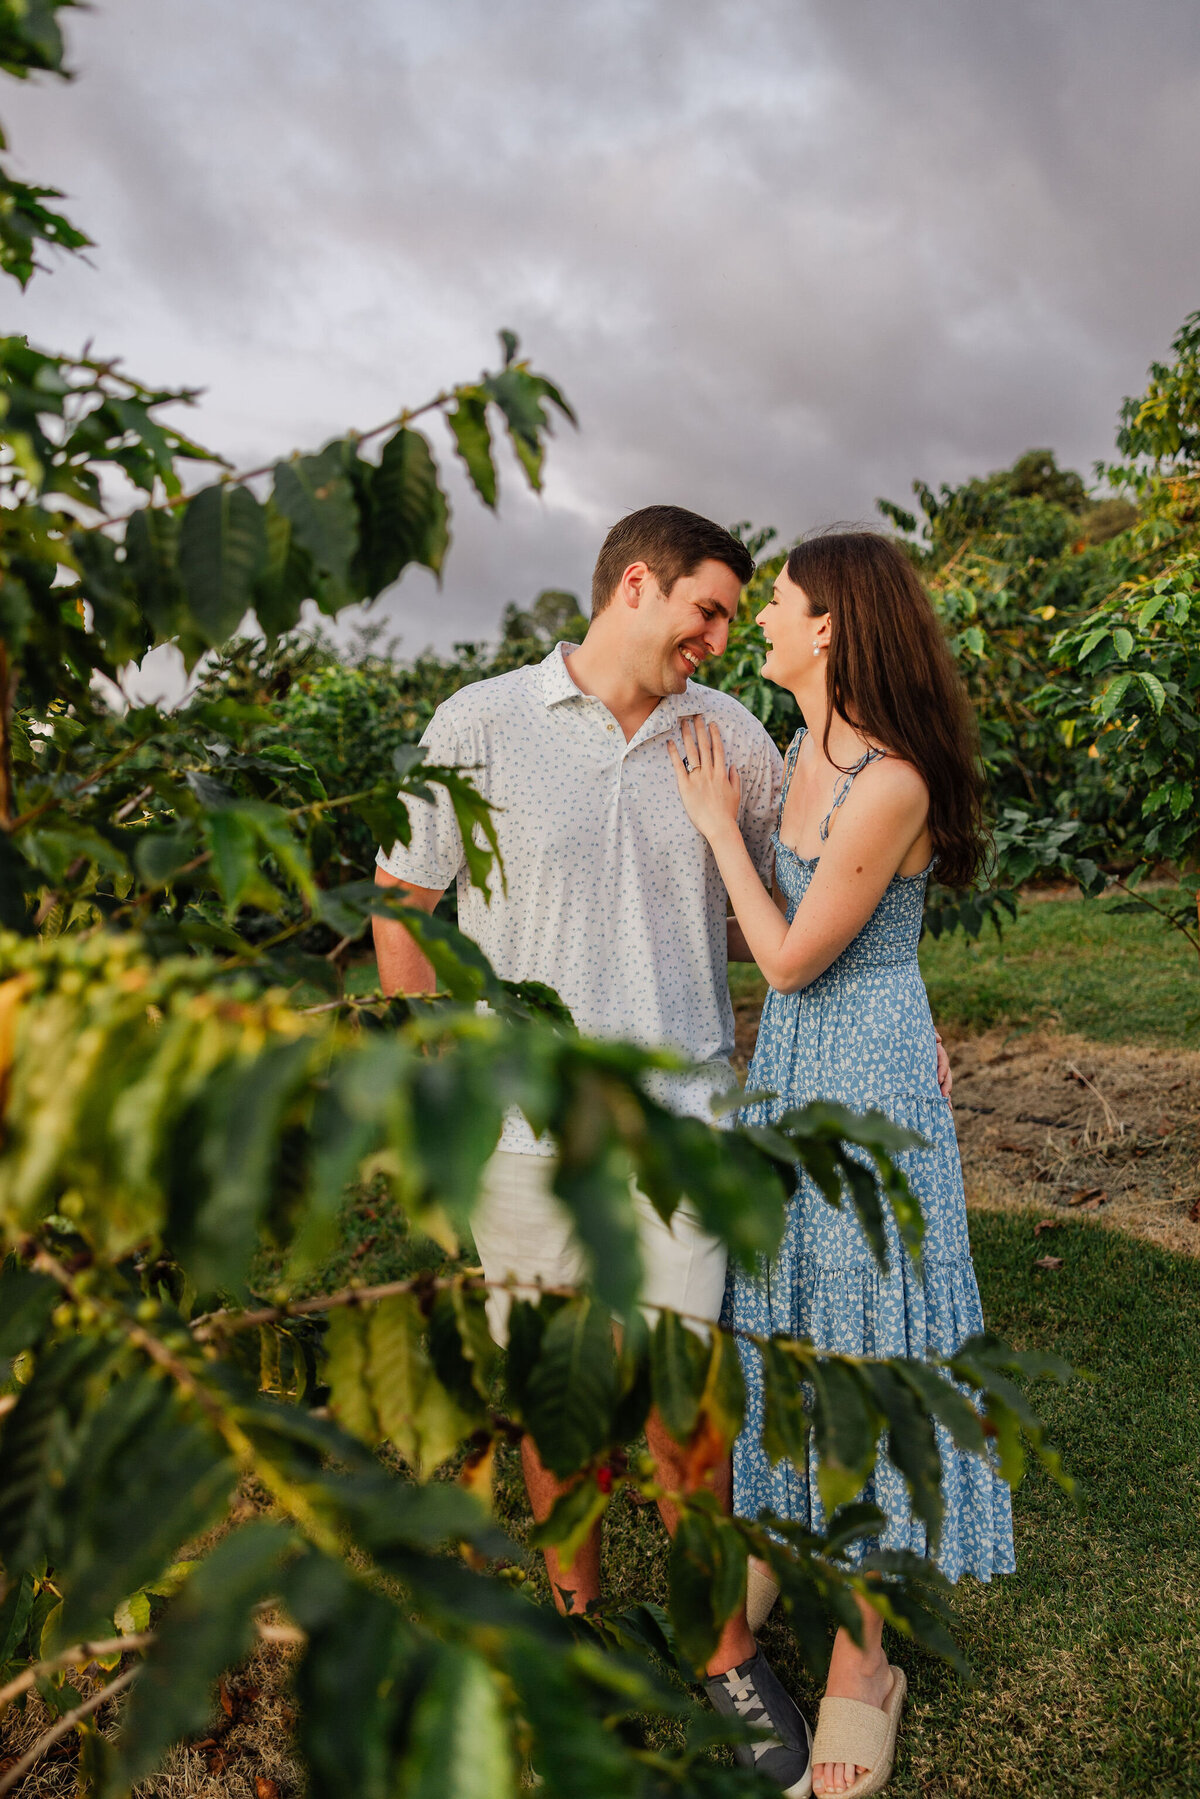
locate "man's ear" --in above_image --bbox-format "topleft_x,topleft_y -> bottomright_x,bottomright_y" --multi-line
620,561 -> 651,609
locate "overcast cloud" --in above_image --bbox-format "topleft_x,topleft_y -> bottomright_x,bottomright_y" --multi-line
6,0 -> 1200,664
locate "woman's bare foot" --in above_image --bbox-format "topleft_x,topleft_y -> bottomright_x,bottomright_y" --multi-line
811,1624 -> 894,1795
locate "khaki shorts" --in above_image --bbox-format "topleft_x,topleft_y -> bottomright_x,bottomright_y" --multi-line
471,1151 -> 728,1346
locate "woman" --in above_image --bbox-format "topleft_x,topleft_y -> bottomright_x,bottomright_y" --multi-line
668,531 -> 1015,1799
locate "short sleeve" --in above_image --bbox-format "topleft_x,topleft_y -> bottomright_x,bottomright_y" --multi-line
737,724 -> 784,886
374,703 -> 470,891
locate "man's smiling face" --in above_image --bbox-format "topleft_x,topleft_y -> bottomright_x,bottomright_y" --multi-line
636,557 -> 743,696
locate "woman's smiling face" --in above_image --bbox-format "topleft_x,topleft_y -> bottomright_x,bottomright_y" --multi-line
755,564 -> 830,686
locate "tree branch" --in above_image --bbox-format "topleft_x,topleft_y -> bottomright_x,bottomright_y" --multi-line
83,386 -> 458,534
0,1634 -> 153,1716
0,1665 -> 139,1798
0,1618 -> 305,1720
7,735 -> 152,836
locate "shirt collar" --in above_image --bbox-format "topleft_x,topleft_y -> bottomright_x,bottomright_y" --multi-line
535,643 -> 701,734
535,641 -> 586,707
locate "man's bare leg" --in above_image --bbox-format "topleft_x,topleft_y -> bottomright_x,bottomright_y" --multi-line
645,1408 -> 756,1677
522,1411 -> 757,1674
521,1435 -> 601,1614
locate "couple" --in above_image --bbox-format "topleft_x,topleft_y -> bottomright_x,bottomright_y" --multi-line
374,506 -> 1015,1799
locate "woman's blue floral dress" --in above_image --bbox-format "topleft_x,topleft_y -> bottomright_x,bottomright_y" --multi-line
726,730 -> 1015,1582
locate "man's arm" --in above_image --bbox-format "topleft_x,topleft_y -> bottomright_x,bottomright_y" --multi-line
726,915 -> 754,962
373,865 -> 445,995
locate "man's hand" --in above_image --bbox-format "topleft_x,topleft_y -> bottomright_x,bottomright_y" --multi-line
934,1029 -> 953,1103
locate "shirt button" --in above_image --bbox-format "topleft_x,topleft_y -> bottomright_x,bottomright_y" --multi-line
606,724 -> 615,732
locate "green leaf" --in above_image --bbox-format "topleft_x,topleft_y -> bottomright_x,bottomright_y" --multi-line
368,426 -> 449,584
133,824 -> 198,889
325,1294 -> 474,1476
0,1570 -> 35,1662
178,482 -> 268,647
427,1284 -> 498,1408
116,1522 -> 295,1785
112,1588 -> 151,1635
810,1358 -> 876,1514
202,800 -> 314,914
0,1337 -> 98,1577
506,1635 -> 632,1797
401,1643 -> 515,1799
271,442 -> 358,583
650,1310 -> 710,1445
482,369 -> 555,490
0,1255 -> 57,1368
0,832 -> 36,931
287,1562 -> 417,1799
1076,625 -> 1110,662
550,1083 -> 643,1317
204,807 -> 272,913
56,1371 -> 235,1639
529,1475 -> 612,1573
411,1059 -> 501,1237
447,391 -> 497,508
862,1363 -> 944,1546
0,568 -> 33,654
123,505 -> 185,643
175,1037 -> 316,1291
321,1302 -> 375,1443
1112,626 -> 1134,660
1096,670 -> 1132,720
760,1338 -> 812,1469
522,1297 -> 617,1477
503,1295 -> 565,1422
694,1328 -> 746,1457
668,1504 -> 747,1670
253,498 -> 315,641
1137,670 -> 1167,714
0,175 -> 90,289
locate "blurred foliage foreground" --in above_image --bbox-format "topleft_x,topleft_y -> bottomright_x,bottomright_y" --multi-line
0,8 -> 1073,1795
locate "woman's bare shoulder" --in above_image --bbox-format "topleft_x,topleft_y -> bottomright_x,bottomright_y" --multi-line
863,750 -> 928,802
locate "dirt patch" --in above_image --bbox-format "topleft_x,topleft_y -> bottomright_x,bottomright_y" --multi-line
732,994 -> 1200,1257
0,1637 -> 301,1799
945,1026 -> 1200,1256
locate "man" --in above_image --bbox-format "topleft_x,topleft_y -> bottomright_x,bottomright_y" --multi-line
375,505 -> 810,1793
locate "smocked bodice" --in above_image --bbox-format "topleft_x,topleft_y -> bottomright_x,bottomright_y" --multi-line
773,834 -> 930,978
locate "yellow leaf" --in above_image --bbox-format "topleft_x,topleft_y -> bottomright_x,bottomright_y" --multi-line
0,973 -> 32,1112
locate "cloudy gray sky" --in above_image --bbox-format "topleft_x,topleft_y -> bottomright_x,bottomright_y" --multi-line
8,0 -> 1200,663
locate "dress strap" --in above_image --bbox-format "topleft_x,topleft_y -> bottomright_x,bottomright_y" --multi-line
818,745 -> 886,842
776,727 -> 807,831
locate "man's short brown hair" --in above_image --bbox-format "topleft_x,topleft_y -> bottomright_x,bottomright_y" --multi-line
590,505 -> 755,617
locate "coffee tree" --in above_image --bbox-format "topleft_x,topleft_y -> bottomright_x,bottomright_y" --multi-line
1043,311 -> 1200,961
0,10 -> 1071,1796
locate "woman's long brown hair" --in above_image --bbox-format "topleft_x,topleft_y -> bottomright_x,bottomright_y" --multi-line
786,530 -> 986,889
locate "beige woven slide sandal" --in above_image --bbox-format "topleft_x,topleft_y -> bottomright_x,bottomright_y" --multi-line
810,1665 -> 906,1798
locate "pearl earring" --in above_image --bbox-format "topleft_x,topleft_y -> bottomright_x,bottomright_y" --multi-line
812,643 -> 821,657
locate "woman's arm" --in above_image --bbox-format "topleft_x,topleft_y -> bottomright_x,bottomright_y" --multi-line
669,720 -> 928,993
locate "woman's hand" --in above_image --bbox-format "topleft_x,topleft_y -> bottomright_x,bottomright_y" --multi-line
667,717 -> 741,841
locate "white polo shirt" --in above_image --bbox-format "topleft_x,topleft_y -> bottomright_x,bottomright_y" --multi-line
376,642 -> 784,1153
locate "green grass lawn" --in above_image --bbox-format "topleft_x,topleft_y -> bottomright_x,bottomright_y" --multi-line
728,892 -> 1200,1048
920,893 -> 1199,1046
